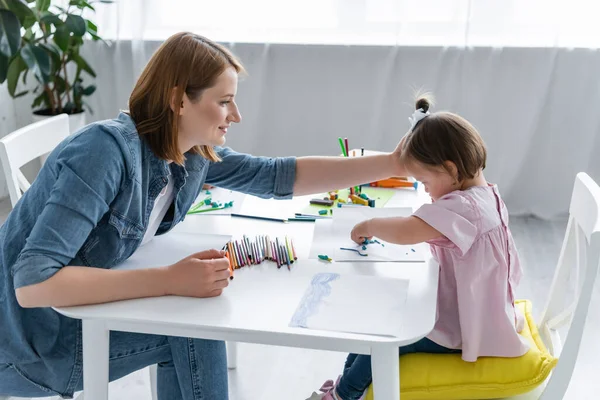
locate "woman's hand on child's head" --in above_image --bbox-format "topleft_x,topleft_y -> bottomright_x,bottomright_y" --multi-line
351,219 -> 374,244
389,136 -> 408,177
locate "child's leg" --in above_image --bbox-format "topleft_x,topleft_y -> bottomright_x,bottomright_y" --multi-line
334,338 -> 460,400
343,353 -> 359,374
335,354 -> 372,400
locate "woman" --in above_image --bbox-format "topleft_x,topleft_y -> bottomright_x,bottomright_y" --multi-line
0,32 -> 405,399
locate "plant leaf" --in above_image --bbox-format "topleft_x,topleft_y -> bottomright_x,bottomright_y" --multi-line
0,51 -> 8,82
40,11 -> 62,25
53,73 -> 66,92
22,13 -> 35,29
0,9 -> 21,58
4,0 -> 35,29
53,23 -> 69,51
32,90 -> 48,109
88,30 -> 101,41
80,1 -> 94,11
39,42 -> 60,74
6,52 -> 26,95
20,42 -> 50,83
72,53 -> 95,77
82,84 -> 95,96
72,34 -> 83,46
65,14 -> 85,36
86,18 -> 97,33
22,26 -> 33,40
63,101 -> 75,113
35,0 -> 50,12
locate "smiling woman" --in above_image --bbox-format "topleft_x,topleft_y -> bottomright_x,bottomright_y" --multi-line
129,32 -> 245,164
0,31 -> 408,399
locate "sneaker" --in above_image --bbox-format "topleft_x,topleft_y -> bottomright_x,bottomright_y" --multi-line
315,376 -> 341,399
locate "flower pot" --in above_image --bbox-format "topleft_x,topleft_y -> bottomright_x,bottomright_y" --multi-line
32,110 -> 87,135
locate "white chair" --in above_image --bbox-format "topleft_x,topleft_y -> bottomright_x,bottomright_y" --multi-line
0,114 -> 70,208
501,172 -> 600,400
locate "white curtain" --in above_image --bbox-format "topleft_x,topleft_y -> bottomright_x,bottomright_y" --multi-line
95,0 -> 600,48
3,0 -> 600,218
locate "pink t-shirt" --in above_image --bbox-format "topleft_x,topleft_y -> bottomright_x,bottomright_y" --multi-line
413,184 -> 530,362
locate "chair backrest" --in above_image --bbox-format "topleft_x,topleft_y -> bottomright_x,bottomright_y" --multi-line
538,172 -> 600,400
0,114 -> 70,207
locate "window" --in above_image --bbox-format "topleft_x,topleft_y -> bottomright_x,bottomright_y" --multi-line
92,0 -> 600,48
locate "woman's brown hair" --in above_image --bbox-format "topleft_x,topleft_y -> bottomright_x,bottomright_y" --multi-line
401,95 -> 487,182
129,32 -> 246,165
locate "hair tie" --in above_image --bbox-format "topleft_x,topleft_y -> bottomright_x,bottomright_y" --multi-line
408,108 -> 430,131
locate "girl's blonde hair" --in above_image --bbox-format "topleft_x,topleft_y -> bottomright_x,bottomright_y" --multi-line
401,95 -> 487,182
129,32 -> 246,165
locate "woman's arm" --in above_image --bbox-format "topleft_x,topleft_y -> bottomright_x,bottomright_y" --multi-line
293,152 -> 405,195
16,266 -> 167,308
16,249 -> 230,308
350,216 -> 443,245
205,143 -> 405,199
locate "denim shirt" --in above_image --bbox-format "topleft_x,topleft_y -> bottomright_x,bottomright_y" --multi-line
0,112 -> 296,395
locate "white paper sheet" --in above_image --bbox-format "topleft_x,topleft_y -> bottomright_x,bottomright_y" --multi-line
115,233 -> 232,270
189,188 -> 246,216
290,272 -> 409,337
238,195 -> 296,220
309,207 -> 426,262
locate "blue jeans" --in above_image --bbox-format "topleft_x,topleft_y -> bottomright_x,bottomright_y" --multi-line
0,331 -> 228,399
336,338 -> 461,400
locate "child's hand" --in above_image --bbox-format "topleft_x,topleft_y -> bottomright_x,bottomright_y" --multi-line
351,219 -> 374,244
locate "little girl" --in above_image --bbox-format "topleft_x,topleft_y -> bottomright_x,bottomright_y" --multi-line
310,96 -> 530,400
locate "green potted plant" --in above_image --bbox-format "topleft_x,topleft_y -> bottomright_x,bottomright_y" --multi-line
0,0 -> 111,132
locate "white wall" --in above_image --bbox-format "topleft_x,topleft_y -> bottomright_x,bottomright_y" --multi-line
2,42 -> 600,217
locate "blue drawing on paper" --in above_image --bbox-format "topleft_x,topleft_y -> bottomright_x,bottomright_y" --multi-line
290,272 -> 340,327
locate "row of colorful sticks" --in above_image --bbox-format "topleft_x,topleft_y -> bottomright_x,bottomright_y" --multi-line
224,235 -> 298,271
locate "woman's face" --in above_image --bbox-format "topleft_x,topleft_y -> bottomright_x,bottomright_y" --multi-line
178,66 -> 242,152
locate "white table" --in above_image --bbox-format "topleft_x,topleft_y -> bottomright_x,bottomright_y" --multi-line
55,190 -> 438,400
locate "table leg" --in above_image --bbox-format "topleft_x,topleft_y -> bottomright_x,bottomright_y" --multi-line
226,341 -> 237,369
82,319 -> 109,400
371,344 -> 400,400
149,364 -> 158,400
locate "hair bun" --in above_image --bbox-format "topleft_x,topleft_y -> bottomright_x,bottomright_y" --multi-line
415,95 -> 432,113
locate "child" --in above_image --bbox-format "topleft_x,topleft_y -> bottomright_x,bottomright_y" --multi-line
310,96 -> 530,400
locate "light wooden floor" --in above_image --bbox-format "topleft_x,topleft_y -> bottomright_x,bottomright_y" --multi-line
1,198 -> 598,399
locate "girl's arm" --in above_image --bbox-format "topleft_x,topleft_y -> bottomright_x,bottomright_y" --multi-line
351,216 -> 443,245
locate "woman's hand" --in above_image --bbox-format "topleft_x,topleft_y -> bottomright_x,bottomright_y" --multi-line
389,135 -> 408,177
165,249 -> 230,298
351,219 -> 374,244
